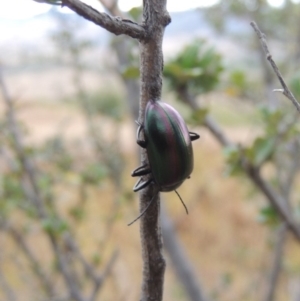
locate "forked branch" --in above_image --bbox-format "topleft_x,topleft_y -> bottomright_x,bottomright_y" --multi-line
179,86 -> 300,241
61,0 -> 148,39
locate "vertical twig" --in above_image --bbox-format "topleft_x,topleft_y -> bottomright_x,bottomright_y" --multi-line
99,2 -> 212,300
263,224 -> 287,301
138,1 -> 171,300
25,0 -> 174,299
37,0 -> 171,298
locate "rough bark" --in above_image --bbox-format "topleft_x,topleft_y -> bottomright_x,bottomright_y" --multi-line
99,2 -> 211,299
62,0 -> 147,39
34,0 -> 173,299
138,2 -> 171,300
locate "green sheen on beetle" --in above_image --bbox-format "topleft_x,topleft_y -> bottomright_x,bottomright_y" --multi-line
131,99 -> 199,192
128,99 -> 199,225
144,100 -> 193,191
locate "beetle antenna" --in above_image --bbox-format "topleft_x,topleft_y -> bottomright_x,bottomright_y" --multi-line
175,190 -> 189,214
128,192 -> 158,226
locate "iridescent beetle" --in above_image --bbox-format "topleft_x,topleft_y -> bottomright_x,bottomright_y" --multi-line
129,99 -> 199,225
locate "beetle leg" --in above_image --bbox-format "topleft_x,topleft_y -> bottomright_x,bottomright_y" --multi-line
132,164 -> 152,191
136,124 -> 147,148
189,131 -> 200,141
131,164 -> 151,177
133,177 -> 153,192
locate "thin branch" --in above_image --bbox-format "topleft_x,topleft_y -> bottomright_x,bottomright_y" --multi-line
0,71 -> 46,218
138,1 -> 171,300
203,115 -> 233,147
0,70 -> 86,301
61,0 -> 147,39
178,87 -> 233,147
250,21 -> 300,112
64,231 -> 118,300
263,223 -> 287,301
63,233 -> 99,282
202,111 -> 300,240
243,161 -> 300,240
179,86 -> 300,241
98,0 -> 140,121
8,225 -> 56,297
88,250 -> 119,301
100,2 -> 211,300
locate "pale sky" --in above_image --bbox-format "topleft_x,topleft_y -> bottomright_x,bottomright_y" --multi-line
0,0 -> 295,20
0,0 -> 217,20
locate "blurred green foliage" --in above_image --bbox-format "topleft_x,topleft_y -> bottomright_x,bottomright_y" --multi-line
258,205 -> 280,226
42,137 -> 74,172
187,108 -> 209,125
223,145 -> 243,176
227,69 -> 248,98
42,215 -> 69,236
128,6 -> 143,22
86,91 -> 125,122
0,174 -> 24,217
81,164 -> 107,185
224,105 -> 300,176
164,39 -> 223,96
121,66 -> 140,79
245,136 -> 276,167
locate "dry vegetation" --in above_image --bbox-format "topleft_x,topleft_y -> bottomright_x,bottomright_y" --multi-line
1,84 -> 299,300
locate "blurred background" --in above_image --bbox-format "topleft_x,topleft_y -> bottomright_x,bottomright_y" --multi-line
1,0 -> 300,300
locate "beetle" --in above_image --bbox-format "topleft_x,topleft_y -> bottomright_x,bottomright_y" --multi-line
129,99 -> 199,225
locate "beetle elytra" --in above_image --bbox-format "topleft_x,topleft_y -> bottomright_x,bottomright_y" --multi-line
129,99 -> 199,225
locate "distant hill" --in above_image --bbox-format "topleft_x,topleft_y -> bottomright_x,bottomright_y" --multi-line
0,8 -> 251,68
0,9 -> 213,54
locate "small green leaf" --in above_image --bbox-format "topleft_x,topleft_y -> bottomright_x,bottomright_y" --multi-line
188,108 -> 208,125
223,146 -> 243,176
69,207 -> 85,222
121,66 -> 140,79
246,137 -> 275,167
81,164 -> 107,185
258,205 -> 280,226
42,216 -> 68,236
164,38 -> 223,96
92,253 -> 102,266
180,67 -> 204,80
128,7 -> 142,21
255,137 -> 275,166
